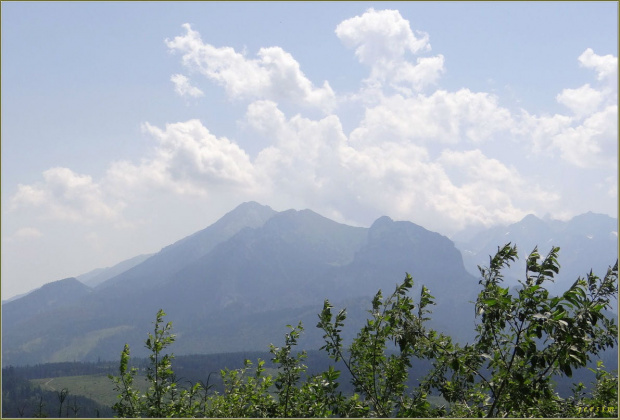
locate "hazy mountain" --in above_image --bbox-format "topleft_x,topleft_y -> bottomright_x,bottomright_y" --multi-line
2,291 -> 31,304
76,254 -> 153,287
2,278 -> 93,338
455,212 -> 618,295
156,208 -> 368,315
3,203 -> 612,367
95,201 -> 277,293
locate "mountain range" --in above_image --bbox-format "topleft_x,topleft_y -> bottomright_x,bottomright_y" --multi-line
454,212 -> 618,296
2,202 -> 617,367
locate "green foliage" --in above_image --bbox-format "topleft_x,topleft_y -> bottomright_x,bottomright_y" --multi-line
108,344 -> 140,416
558,361 -> 619,417
208,358 -> 275,417
424,244 -> 618,417
109,309 -> 208,417
317,273 -> 445,417
206,323 -> 348,417
110,244 -> 618,417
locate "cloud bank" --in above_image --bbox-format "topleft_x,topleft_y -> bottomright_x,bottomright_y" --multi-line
9,8 -> 618,238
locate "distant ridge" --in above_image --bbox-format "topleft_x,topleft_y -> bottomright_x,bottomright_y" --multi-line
2,278 -> 92,328
77,254 -> 154,287
95,201 -> 277,292
455,212 -> 618,295
2,203 -> 616,367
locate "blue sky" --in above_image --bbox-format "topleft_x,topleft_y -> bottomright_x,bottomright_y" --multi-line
2,1 -> 618,299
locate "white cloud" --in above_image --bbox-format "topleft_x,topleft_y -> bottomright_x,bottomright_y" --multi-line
556,84 -> 603,118
350,88 -> 513,146
250,100 -> 352,202
10,183 -> 47,207
518,48 -> 618,169
10,167 -> 124,224
171,73 -> 204,98
551,105 -> 618,168
556,49 -> 617,120
335,8 -> 443,93
108,120 -> 257,197
335,8 -> 430,63
438,149 -> 514,184
516,111 -> 573,154
390,55 -> 445,94
8,12 -> 617,245
605,175 -> 618,199
433,149 -> 559,228
10,120 -> 258,227
165,24 -> 336,112
518,104 -> 618,170
144,120 -> 256,188
244,99 -> 552,233
578,48 -> 618,82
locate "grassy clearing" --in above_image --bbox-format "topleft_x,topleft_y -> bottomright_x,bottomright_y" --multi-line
31,373 -> 149,407
49,325 -> 135,363
30,368 -> 449,411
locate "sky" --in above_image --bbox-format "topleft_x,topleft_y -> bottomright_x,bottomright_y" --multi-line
2,1 -> 618,299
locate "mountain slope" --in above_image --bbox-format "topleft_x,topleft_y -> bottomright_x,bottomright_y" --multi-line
2,204 -> 478,366
96,201 -> 277,293
456,212 -> 618,295
8,205 -> 612,367
76,253 -> 153,287
157,208 -> 368,318
2,278 -> 92,328
341,216 -> 478,340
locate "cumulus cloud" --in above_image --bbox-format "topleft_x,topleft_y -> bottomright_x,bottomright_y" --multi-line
578,48 -> 618,82
556,84 -> 603,118
108,120 -> 257,197
165,24 -> 336,112
10,121 -> 258,226
171,73 -> 204,98
350,89 -> 514,146
437,149 -> 557,221
523,49 -> 618,169
10,168 -> 124,224
551,105 -> 618,168
248,100 -> 353,204
242,100 -> 554,233
9,11 -> 617,238
336,8 -> 430,63
336,8 -> 443,93
143,120 -> 256,188
556,49 -> 617,120
339,143 -> 554,232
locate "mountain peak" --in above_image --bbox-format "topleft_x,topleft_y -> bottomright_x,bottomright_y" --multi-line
510,213 -> 547,232
40,277 -> 84,289
569,211 -> 615,223
96,202 -> 277,291
220,201 -> 277,227
370,215 -> 394,228
2,277 -> 92,329
521,213 -> 542,224
231,201 -> 274,213
566,211 -> 618,235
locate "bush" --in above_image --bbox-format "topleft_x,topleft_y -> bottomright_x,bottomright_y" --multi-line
110,244 -> 618,417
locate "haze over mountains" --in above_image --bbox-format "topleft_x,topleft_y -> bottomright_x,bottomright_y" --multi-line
455,212 -> 619,296
2,202 -> 617,367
